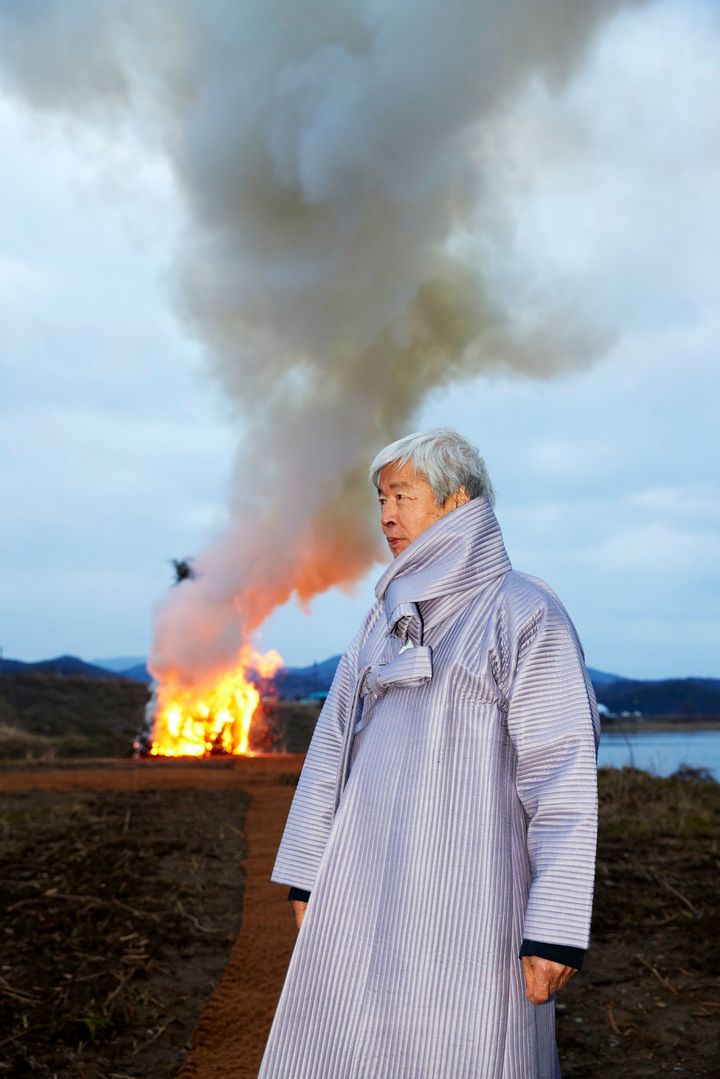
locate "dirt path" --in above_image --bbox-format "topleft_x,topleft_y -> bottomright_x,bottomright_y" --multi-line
179,766 -> 300,1079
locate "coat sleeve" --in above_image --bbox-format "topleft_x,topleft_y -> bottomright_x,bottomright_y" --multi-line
506,594 -> 600,953
271,606 -> 380,892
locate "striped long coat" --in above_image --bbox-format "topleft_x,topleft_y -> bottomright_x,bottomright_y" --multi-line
260,498 -> 599,1078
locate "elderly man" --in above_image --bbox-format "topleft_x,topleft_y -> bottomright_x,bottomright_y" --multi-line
260,429 -> 599,1079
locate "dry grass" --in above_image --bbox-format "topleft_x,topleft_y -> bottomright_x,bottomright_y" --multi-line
598,764 -> 718,839
559,767 -> 720,1076
0,675 -> 147,759
0,787 -> 249,1078
0,724 -> 54,761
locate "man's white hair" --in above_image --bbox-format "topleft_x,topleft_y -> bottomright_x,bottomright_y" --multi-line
369,429 -> 495,506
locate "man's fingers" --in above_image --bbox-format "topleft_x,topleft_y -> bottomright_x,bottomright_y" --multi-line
553,968 -> 575,994
521,957 -> 549,1004
522,957 -> 576,1004
527,972 -> 552,1005
290,899 -> 307,929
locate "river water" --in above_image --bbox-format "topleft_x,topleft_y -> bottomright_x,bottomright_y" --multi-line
598,729 -> 720,779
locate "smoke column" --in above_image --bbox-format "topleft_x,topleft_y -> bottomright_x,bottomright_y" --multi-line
0,0 -> 643,684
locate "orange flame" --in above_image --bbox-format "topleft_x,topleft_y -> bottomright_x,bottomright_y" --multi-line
149,646 -> 283,757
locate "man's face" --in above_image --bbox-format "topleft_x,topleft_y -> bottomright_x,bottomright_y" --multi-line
378,459 -> 465,558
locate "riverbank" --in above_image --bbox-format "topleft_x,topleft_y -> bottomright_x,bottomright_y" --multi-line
598,727 -> 720,779
602,716 -> 720,733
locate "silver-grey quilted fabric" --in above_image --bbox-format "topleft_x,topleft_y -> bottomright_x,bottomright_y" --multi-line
260,497 -> 599,1078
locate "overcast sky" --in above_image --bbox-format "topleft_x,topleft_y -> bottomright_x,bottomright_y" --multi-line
1,0 -> 718,678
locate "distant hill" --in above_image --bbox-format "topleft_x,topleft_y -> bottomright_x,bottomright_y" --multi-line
121,664 -> 152,684
595,677 -> 720,717
587,667 -> 626,685
272,655 -> 343,699
271,660 -> 720,716
93,655 -> 147,673
0,655 -> 127,680
0,657 -> 31,675
3,652 -> 719,718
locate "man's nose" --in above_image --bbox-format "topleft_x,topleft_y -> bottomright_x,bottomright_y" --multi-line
381,501 -> 396,529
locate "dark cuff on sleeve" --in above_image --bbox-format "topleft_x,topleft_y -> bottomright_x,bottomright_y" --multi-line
519,939 -> 585,971
288,886 -> 311,903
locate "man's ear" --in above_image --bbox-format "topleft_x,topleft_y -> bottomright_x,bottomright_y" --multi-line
445,486 -> 470,511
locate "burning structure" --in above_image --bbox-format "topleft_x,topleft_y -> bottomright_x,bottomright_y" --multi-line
0,2 -> 640,749
135,567 -> 283,757
138,642 -> 283,758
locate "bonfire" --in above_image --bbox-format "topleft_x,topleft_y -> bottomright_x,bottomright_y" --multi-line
138,646 -> 283,757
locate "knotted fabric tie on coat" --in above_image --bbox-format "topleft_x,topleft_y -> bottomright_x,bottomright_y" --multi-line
362,598 -> 432,703
333,601 -> 432,811
387,599 -> 424,647
360,644 -> 433,701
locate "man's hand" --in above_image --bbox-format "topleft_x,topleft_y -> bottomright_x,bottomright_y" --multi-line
521,956 -> 576,1004
290,899 -> 307,929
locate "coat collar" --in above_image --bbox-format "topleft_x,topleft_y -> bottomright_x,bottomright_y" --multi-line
374,497 -> 512,639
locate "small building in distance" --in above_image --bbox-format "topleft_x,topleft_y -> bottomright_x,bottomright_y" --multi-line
303,690 -> 328,704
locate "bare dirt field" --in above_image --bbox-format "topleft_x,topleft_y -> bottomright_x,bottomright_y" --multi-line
0,758 -> 298,1078
2,758 -> 719,1078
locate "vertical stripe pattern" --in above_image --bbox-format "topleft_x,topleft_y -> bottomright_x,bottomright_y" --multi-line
261,498 -> 598,1078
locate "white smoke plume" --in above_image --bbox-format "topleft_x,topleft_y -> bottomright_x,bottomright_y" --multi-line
0,0 -> 644,685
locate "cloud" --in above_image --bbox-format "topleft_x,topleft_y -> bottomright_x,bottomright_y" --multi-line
2,0 -> 653,684
0,0 -> 718,681
0,96 -> 236,659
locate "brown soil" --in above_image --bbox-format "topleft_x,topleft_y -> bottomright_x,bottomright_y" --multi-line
2,760 -> 718,1078
0,759 -> 299,1079
560,768 -> 720,1076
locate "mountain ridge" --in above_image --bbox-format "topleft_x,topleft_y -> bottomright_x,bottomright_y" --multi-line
2,654 -> 719,716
